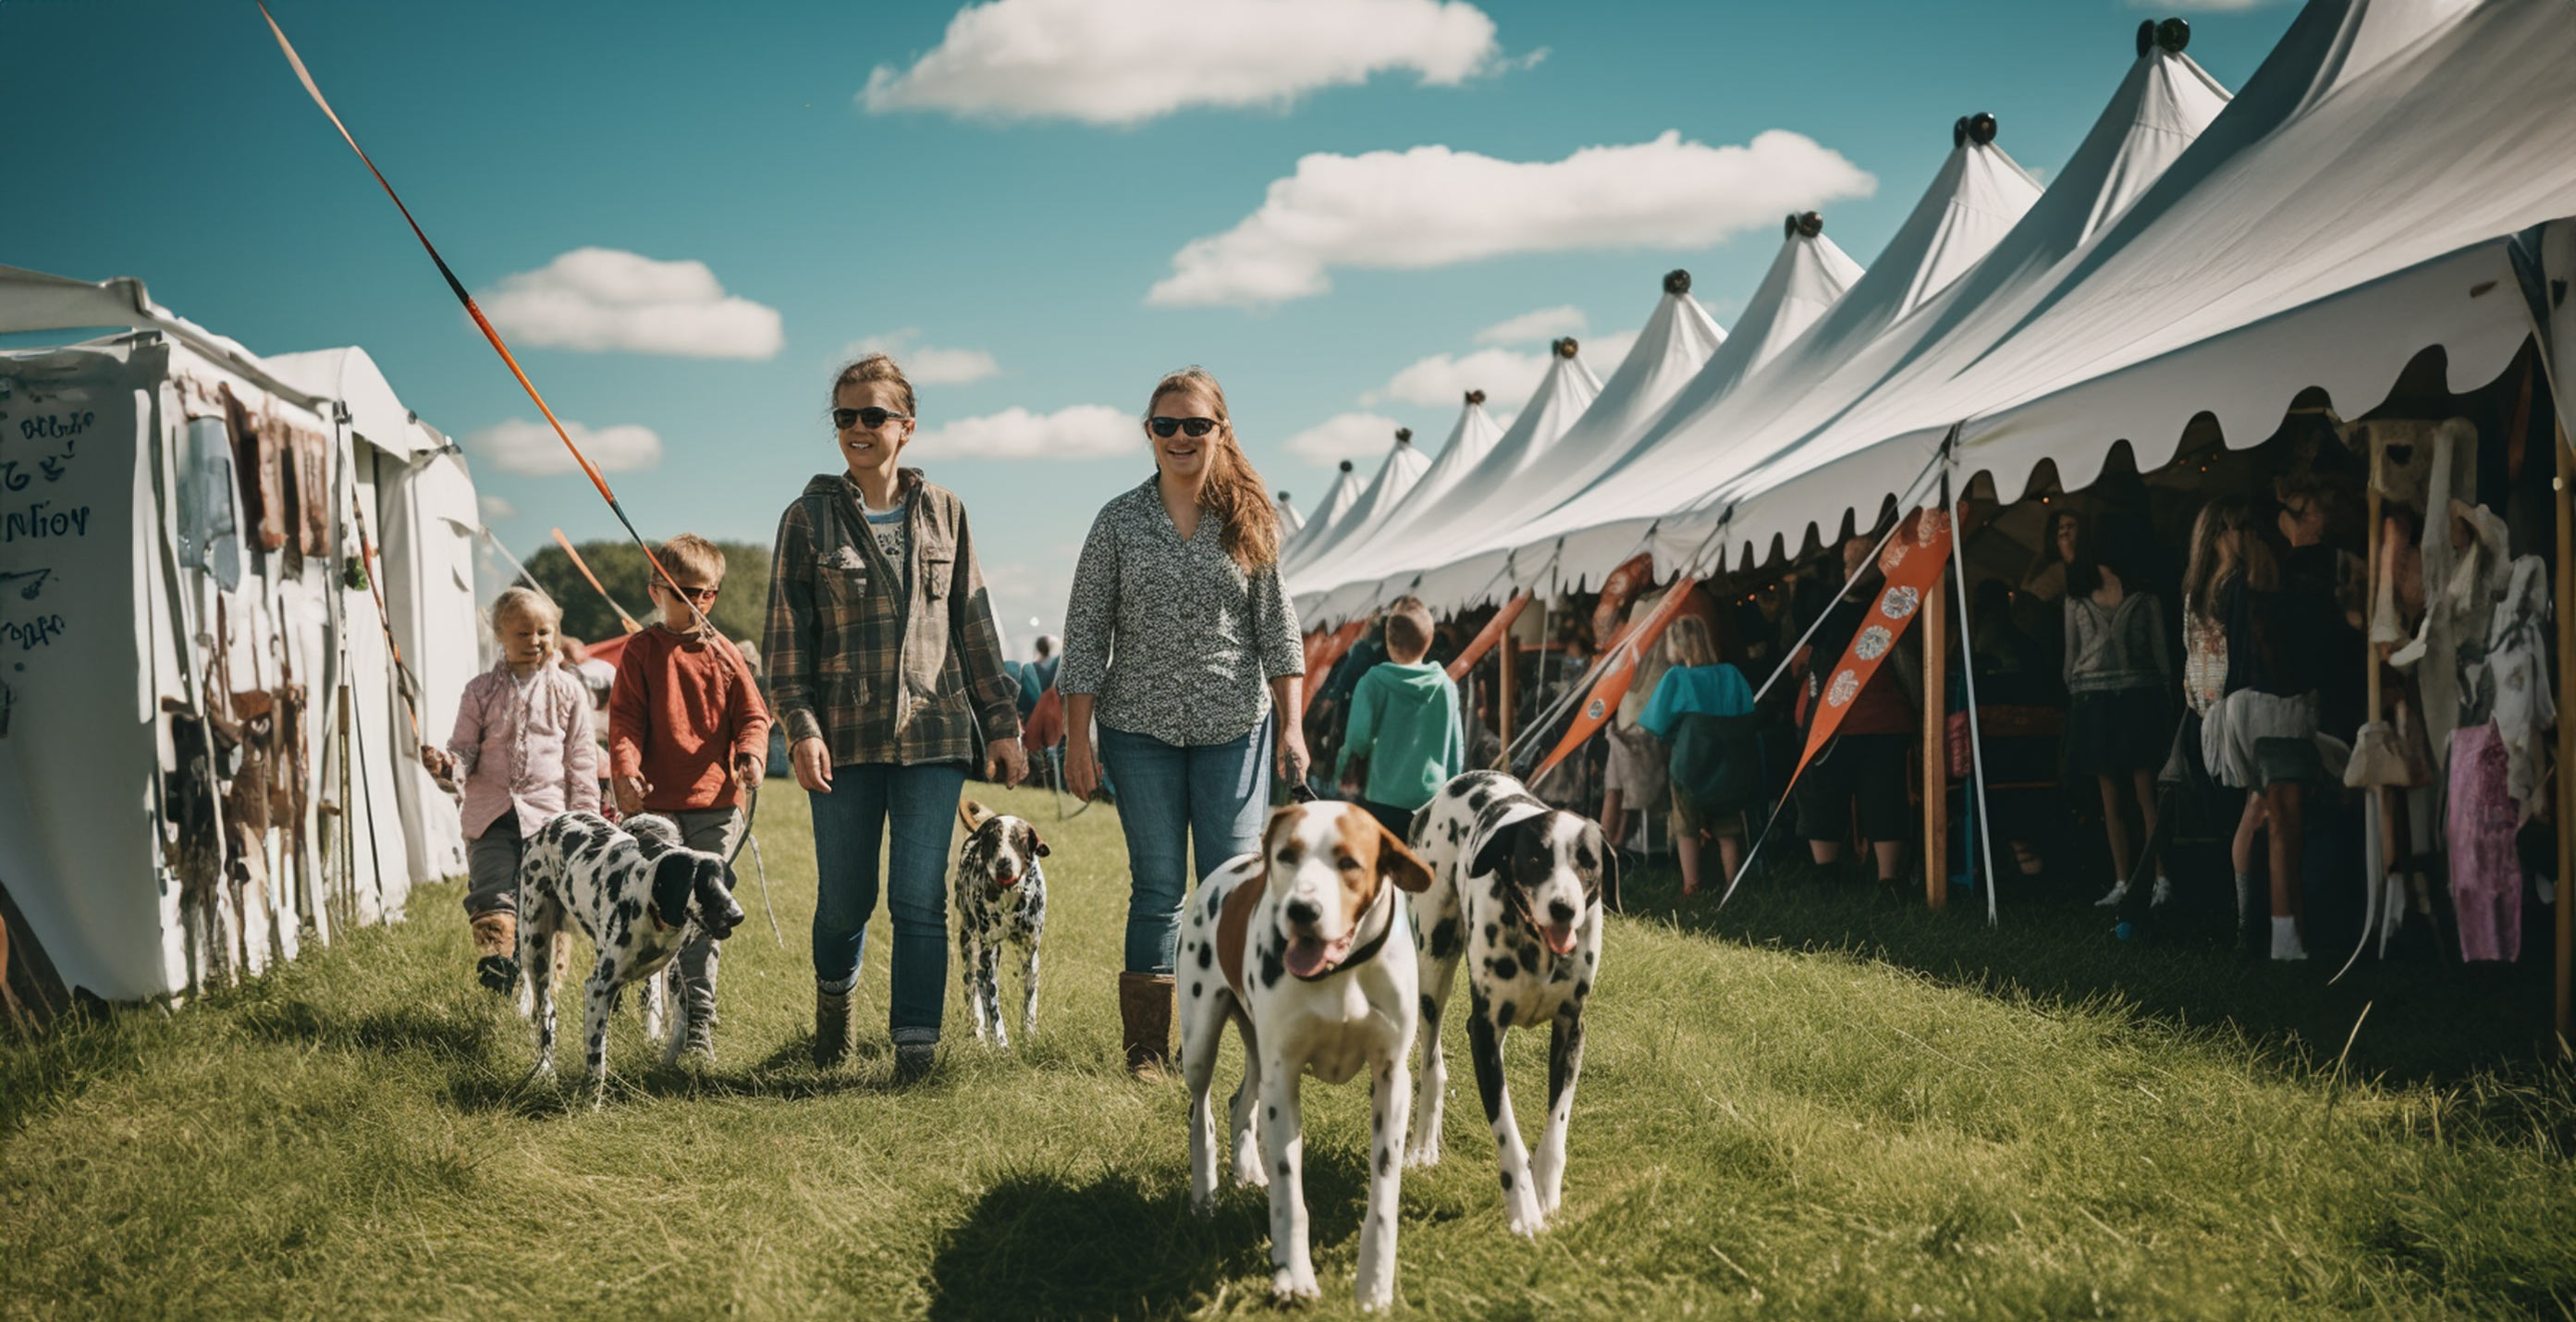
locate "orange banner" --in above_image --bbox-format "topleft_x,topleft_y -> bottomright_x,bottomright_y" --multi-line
1787,508 -> 1951,790
1447,592 -> 1531,680
1301,618 -> 1370,704
1530,576 -> 1699,782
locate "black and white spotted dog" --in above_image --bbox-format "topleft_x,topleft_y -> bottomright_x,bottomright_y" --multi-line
517,811 -> 743,1103
952,799 -> 1048,1047
1405,770 -> 1612,1237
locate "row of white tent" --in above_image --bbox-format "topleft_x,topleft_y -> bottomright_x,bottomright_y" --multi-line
0,264 -> 485,1006
1285,0 -> 2576,623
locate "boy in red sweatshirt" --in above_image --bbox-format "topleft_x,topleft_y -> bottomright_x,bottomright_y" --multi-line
607,533 -> 771,1062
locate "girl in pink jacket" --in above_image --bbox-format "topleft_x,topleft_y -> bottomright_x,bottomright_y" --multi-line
422,587 -> 599,994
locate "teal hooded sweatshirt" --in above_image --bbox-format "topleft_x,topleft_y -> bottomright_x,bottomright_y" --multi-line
1337,659 -> 1466,812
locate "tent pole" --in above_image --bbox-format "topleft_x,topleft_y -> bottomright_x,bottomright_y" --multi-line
1921,484 -> 1950,913
2556,422 -> 2571,1044
1946,470 -> 2002,926
1497,616 -> 1517,768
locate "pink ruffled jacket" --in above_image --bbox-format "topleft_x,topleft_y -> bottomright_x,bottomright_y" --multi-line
445,657 -> 600,839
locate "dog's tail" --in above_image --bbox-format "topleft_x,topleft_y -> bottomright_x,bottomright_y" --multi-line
959,799 -> 997,832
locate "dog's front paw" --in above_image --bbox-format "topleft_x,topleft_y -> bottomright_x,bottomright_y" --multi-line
1356,1281 -> 1395,1312
1270,1267 -> 1319,1303
1403,1136 -> 1441,1168
1507,1210 -> 1546,1239
1233,1147 -> 1269,1189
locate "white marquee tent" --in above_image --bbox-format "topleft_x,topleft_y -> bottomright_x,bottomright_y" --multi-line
0,265 -> 480,1007
1281,420 -> 1441,577
1276,458 -> 1366,569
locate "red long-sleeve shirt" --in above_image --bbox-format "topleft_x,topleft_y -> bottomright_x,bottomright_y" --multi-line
607,626 -> 771,812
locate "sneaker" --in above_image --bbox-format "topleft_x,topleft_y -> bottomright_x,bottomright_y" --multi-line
2270,917 -> 2308,961
892,1042 -> 937,1083
476,953 -> 521,998
2149,875 -> 2174,909
2092,880 -> 2130,908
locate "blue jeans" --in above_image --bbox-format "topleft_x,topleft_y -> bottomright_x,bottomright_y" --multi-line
808,761 -> 969,1046
1098,721 -> 1272,974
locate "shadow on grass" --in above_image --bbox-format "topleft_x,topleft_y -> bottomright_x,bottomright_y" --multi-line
1637,847 -> 2561,1086
920,1149 -> 1376,1320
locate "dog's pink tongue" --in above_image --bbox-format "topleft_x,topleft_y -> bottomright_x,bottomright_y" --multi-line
1542,923 -> 1578,957
1283,936 -> 1337,979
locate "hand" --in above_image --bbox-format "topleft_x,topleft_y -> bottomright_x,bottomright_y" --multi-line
987,737 -> 1028,789
1065,736 -> 1099,801
732,751 -> 764,791
418,745 -> 452,778
1278,726 -> 1311,791
791,737 -> 833,793
612,775 -> 648,817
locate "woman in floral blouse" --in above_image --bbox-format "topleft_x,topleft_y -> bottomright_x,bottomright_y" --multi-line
1061,366 -> 1306,1074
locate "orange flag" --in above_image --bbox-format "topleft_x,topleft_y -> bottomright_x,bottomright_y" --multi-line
1302,618 -> 1370,704
1785,508 -> 1952,791
1530,576 -> 1699,782
1446,592 -> 1531,680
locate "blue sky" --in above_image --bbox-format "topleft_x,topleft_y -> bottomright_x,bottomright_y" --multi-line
4,0 -> 2299,646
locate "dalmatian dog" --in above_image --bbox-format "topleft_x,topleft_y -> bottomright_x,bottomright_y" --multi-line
1178,801 -> 1434,1311
517,811 -> 743,1104
1405,770 -> 1611,1237
952,799 -> 1048,1047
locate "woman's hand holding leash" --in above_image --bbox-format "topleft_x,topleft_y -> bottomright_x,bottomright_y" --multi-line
1278,725 -> 1311,794
1064,735 -> 1099,801
987,736 -> 1029,788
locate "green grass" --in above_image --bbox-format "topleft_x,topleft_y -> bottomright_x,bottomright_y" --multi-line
5,786 -> 2573,1318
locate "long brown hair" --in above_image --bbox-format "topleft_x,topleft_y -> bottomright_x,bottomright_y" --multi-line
1147,366 -> 1280,572
2180,496 -> 2255,625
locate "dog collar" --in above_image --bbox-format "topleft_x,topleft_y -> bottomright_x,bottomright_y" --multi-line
1292,881 -> 1395,982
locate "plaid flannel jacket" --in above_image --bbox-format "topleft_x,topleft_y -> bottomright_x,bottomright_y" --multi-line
762,470 -> 1021,767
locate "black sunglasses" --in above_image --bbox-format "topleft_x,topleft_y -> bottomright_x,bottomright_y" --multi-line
1148,416 -> 1219,439
833,406 -> 911,431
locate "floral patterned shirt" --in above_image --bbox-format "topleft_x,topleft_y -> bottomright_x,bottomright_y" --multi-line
1060,478 -> 1304,746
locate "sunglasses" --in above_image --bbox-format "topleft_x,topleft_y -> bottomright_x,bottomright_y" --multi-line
658,582 -> 720,603
1148,416 -> 1219,439
832,406 -> 911,431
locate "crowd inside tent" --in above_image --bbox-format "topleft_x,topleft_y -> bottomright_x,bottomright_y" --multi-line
1245,6 -> 2576,991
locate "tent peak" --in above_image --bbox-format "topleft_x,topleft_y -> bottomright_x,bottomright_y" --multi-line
1552,337 -> 1579,359
1954,112 -> 1999,149
1463,390 -> 1486,407
1785,210 -> 1825,239
2138,17 -> 2190,58
1395,427 -> 1415,444
1339,459 -> 1355,471
1664,267 -> 1694,294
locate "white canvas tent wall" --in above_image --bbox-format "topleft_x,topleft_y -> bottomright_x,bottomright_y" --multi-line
1690,0 -> 2576,569
1505,114 -> 2047,589
0,264 -> 472,1003
1275,491 -> 1306,534
1292,348 -> 1596,608
269,348 -> 475,888
1308,272 -> 1726,623
1281,424 -> 1437,576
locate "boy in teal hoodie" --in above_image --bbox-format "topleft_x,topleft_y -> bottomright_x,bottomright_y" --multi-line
1337,597 -> 1466,840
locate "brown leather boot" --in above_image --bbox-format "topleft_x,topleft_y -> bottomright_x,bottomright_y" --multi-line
1118,972 -> 1175,1077
813,980 -> 853,1070
469,912 -> 518,997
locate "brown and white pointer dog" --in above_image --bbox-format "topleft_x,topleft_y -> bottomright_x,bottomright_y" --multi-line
1178,800 -> 1435,1311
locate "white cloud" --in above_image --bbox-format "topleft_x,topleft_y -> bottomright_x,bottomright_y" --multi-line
1366,348 -> 1549,410
1148,129 -> 1874,308
914,404 -> 1140,459
863,0 -> 1505,126
1475,304 -> 1586,345
469,418 -> 664,477
1582,327 -> 1641,371
478,494 -> 518,521
1280,411 -> 1408,466
844,330 -> 1000,386
2133,0 -> 2276,8
480,248 -> 783,359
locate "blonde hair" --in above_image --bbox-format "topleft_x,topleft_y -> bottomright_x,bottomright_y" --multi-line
491,586 -> 559,634
658,533 -> 727,586
1663,614 -> 1716,668
831,352 -> 916,417
1147,366 -> 1281,573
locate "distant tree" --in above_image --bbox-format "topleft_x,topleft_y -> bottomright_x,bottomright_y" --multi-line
523,539 -> 772,648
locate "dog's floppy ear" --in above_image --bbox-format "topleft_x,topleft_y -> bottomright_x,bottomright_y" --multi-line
693,855 -> 744,940
1470,814 -> 1533,883
651,852 -> 696,929
1371,816 -> 1435,894
1028,826 -> 1049,859
960,799 -> 996,832
1261,804 -> 1301,858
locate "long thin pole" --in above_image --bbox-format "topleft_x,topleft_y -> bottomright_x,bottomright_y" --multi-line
1920,477 -> 1950,912
550,529 -> 644,634
2555,422 -> 2571,1043
1945,468 -> 2002,926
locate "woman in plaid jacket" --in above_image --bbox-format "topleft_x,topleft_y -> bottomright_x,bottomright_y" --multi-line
765,353 -> 1026,1082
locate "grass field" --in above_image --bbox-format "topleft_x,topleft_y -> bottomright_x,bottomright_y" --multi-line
5,785 -> 2574,1318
